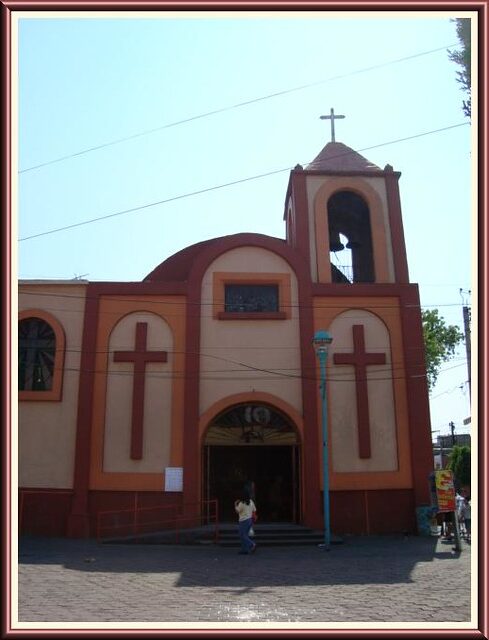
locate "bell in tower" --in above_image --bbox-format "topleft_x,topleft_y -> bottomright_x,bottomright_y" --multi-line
329,231 -> 345,253
327,190 -> 375,283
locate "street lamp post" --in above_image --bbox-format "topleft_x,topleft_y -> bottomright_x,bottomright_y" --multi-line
313,329 -> 333,551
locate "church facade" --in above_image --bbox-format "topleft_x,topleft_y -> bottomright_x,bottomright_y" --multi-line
18,136 -> 434,538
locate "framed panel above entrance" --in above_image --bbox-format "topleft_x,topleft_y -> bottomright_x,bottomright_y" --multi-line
198,392 -> 304,443
204,402 -> 298,446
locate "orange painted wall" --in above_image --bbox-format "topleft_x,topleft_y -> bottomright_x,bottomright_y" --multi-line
89,295 -> 186,491
314,296 -> 413,491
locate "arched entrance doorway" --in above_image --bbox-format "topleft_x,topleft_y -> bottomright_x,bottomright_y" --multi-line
202,403 -> 300,523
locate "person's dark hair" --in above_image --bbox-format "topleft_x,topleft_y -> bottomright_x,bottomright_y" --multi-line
239,495 -> 251,505
244,480 -> 256,501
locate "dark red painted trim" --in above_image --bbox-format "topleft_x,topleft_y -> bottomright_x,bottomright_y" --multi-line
300,169 -> 400,178
184,233 -> 322,528
384,168 -> 410,283
217,311 -> 287,321
333,325 -> 386,459
290,170 -> 312,269
296,276 -> 322,529
83,281 -> 187,296
67,284 -> 100,537
182,275 -> 202,510
330,488 -> 415,535
20,488 -> 184,538
399,286 -> 433,506
89,490 -> 184,537
20,485 -> 417,537
19,489 -> 74,537
113,322 -> 168,460
283,173 -> 293,220
312,282 -> 414,298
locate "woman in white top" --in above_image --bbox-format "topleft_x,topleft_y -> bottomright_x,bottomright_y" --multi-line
234,494 -> 257,555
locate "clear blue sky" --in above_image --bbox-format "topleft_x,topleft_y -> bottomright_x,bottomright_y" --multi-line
16,12 -> 474,438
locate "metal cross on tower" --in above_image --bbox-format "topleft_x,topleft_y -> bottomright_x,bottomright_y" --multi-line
320,108 -> 346,143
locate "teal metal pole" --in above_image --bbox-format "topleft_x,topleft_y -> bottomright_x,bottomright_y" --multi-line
319,348 -> 331,551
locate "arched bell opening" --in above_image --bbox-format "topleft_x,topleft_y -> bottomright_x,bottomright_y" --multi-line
328,190 -> 375,283
202,402 -> 301,523
330,232 -> 353,283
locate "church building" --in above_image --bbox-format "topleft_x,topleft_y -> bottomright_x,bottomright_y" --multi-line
18,120 -> 434,538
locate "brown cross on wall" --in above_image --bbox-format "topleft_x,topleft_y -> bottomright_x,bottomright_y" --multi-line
333,325 -> 386,459
113,322 -> 168,460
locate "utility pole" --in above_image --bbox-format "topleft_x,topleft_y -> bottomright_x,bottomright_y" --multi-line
460,289 -> 471,399
449,421 -> 456,446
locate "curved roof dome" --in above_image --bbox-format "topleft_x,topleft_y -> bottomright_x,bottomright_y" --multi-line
144,238 -> 219,282
143,233 -> 286,282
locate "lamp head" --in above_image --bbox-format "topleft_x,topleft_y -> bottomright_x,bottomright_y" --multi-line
313,330 -> 333,350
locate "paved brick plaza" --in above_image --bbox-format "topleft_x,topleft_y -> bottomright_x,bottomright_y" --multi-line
15,534 -> 473,629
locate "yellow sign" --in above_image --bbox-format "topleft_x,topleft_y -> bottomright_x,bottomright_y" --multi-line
435,469 -> 456,512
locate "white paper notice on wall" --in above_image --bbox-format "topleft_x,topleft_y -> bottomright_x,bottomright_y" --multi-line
165,467 -> 183,492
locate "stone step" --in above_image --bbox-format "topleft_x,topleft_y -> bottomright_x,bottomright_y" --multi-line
216,526 -> 318,534
200,524 -> 342,547
212,537 -> 331,547
215,531 -> 322,540
213,540 -> 340,547
102,523 -> 343,547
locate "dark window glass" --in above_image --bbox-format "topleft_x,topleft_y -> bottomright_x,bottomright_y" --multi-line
224,284 -> 279,313
19,318 -> 56,391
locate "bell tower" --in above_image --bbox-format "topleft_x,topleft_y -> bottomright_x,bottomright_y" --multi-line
284,112 -> 410,285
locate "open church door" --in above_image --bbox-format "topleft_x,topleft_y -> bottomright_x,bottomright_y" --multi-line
202,403 -> 301,523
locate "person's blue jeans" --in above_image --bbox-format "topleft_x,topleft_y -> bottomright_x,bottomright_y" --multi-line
238,518 -> 255,553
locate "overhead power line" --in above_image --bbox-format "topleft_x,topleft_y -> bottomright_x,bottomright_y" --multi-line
18,121 -> 470,242
19,363 -> 457,385
18,287 -> 469,311
18,359 -> 468,386
19,43 -> 457,174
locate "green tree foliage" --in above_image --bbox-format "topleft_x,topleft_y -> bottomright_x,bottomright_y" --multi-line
422,309 -> 464,391
448,18 -> 471,117
447,445 -> 471,489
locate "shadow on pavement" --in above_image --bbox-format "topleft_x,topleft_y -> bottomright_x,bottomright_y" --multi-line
18,534 -> 469,589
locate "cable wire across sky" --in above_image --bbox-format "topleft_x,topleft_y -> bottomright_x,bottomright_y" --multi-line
19,121 -> 470,242
18,42 -> 458,175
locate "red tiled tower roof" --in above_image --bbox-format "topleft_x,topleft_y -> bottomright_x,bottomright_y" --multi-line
306,141 -> 381,172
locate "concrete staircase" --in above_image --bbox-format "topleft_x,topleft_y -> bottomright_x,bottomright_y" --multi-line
102,523 -> 343,547
209,523 -> 343,547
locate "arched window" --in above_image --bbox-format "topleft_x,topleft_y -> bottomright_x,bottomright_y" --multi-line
18,311 -> 65,401
328,190 -> 375,283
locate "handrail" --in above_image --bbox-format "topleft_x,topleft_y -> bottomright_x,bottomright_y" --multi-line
96,499 -> 219,545
19,490 -> 219,544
